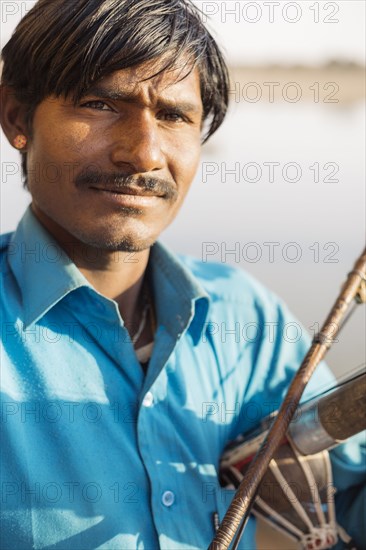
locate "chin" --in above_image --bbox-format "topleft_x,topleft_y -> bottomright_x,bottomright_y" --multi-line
58,211 -> 161,252
101,239 -> 154,253
75,229 -> 157,253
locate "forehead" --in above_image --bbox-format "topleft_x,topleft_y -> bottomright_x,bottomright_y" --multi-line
87,61 -> 203,109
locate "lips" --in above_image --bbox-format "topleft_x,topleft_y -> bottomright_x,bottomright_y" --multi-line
90,186 -> 163,198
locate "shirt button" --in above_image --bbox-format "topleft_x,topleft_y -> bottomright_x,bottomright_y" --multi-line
162,491 -> 175,507
142,392 -> 154,407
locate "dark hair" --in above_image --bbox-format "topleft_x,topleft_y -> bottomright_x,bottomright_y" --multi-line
1,0 -> 230,186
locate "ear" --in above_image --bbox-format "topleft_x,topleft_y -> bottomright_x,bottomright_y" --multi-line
0,85 -> 30,149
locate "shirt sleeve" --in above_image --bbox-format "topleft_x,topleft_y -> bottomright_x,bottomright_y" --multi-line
330,432 -> 366,549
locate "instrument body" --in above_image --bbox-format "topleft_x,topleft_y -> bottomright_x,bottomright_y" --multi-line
219,372 -> 366,549
221,445 -> 337,549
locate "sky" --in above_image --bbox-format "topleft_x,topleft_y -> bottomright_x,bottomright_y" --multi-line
193,0 -> 365,65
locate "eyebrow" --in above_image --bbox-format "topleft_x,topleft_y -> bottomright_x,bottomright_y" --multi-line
81,85 -> 202,115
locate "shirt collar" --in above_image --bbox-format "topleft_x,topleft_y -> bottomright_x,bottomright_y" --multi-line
8,206 -> 92,328
8,207 -> 210,339
149,242 -> 210,344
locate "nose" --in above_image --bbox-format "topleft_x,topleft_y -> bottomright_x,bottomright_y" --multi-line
110,111 -> 165,174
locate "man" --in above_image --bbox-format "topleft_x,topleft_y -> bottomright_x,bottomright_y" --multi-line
0,1 -> 364,549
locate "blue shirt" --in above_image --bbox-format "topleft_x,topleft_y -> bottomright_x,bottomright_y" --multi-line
1,207 -> 365,549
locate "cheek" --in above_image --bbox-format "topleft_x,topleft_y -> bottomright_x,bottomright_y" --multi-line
169,136 -> 201,193
34,128 -> 94,164
30,108 -> 98,167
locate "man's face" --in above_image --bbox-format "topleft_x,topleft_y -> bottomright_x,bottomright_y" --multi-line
26,61 -> 203,251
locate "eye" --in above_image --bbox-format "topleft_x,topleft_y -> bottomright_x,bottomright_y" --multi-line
80,100 -> 114,111
159,111 -> 189,123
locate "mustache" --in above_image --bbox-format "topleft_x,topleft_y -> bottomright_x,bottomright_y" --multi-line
75,169 -> 178,200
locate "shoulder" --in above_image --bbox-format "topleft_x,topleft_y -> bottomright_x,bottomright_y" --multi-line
0,232 -> 13,251
0,232 -> 14,272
